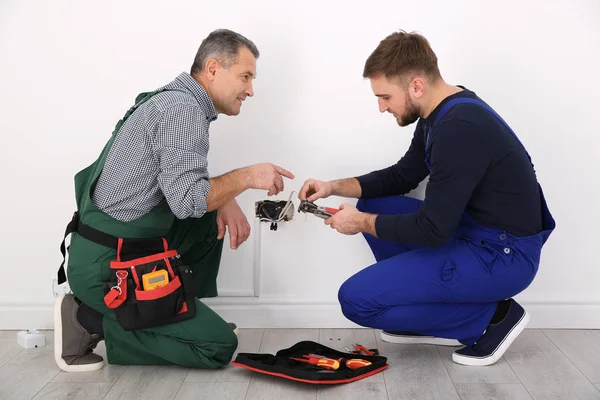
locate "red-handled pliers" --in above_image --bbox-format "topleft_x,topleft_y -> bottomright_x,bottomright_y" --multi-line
298,200 -> 339,219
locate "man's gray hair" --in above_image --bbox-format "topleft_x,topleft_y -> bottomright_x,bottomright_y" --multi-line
190,29 -> 259,76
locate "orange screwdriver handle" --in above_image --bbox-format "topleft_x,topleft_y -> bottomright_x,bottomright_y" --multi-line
306,354 -> 340,370
316,358 -> 340,370
292,354 -> 370,370
345,358 -> 372,370
295,355 -> 341,370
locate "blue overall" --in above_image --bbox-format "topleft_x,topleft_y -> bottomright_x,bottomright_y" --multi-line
338,99 -> 556,345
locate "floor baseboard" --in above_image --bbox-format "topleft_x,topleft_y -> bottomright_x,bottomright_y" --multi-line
2,298 -> 600,330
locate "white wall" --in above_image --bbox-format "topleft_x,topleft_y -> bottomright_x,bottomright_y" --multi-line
1,0 -> 599,329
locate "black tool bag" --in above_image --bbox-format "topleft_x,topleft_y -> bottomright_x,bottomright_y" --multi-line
58,212 -> 196,331
231,341 -> 388,384
103,236 -> 196,331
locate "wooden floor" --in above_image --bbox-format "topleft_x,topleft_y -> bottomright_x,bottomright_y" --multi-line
1,328 -> 600,399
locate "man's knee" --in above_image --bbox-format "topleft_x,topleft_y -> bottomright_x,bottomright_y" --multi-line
355,198 -> 392,214
338,277 -> 380,326
190,329 -> 238,369
356,197 -> 398,214
357,196 -> 423,216
356,198 -> 367,213
213,330 -> 238,367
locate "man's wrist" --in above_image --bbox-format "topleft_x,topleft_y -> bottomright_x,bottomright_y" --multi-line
237,167 -> 252,191
330,180 -> 340,197
361,212 -> 378,237
221,198 -> 237,208
331,178 -> 362,198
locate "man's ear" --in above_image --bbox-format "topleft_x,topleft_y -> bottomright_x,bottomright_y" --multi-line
204,58 -> 219,81
411,76 -> 426,99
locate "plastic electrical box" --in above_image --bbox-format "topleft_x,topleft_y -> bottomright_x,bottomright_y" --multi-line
17,329 -> 46,349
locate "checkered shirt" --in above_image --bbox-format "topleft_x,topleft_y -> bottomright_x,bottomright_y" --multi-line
91,72 -> 218,221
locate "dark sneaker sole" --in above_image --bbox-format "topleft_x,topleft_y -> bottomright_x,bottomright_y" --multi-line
54,294 -> 104,372
380,330 -> 461,346
452,311 -> 530,366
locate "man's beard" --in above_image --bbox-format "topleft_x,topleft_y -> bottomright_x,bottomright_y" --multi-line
397,95 -> 421,127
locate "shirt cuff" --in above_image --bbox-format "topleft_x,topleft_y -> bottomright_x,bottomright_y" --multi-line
374,214 -> 398,242
192,179 -> 210,217
355,172 -> 384,198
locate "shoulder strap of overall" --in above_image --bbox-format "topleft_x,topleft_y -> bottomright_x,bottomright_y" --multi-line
431,97 -> 533,168
57,88 -> 180,284
112,89 -> 169,135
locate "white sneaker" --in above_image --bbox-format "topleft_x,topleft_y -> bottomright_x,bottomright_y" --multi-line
380,330 -> 462,346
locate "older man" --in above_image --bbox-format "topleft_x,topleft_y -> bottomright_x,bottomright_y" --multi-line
56,29 -> 294,372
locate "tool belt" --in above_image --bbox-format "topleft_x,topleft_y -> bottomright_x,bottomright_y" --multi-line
231,341 -> 388,384
58,212 -> 196,331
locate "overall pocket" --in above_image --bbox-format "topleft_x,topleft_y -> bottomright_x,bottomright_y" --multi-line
462,237 -> 513,274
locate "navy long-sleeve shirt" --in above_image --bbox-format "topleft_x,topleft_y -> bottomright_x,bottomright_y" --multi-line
356,87 -> 542,247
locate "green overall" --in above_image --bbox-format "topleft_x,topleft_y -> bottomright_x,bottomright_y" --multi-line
66,90 -> 238,368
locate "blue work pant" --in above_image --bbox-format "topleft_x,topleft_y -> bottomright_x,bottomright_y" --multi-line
338,195 -> 541,345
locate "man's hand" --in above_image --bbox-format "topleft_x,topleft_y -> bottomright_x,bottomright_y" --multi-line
206,163 -> 294,211
298,179 -> 333,202
216,199 -> 251,249
298,178 -> 362,202
247,163 -> 295,196
324,203 -> 378,236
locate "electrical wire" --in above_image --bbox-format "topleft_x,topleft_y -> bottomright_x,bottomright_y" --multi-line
276,190 -> 296,221
258,190 -> 296,224
261,208 -> 276,223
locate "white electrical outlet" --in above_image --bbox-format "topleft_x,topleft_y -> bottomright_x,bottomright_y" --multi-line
17,329 -> 46,349
53,279 -> 72,297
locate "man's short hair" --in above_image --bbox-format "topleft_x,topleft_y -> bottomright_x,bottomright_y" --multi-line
363,30 -> 441,84
190,29 -> 259,76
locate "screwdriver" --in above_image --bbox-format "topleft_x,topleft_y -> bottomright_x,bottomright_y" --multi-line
293,354 -> 372,371
290,354 -> 340,370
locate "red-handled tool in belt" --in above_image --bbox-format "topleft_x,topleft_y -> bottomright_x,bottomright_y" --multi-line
298,200 -> 339,219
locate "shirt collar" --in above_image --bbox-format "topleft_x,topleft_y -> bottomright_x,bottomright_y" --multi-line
174,72 -> 218,121
423,85 -> 469,127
